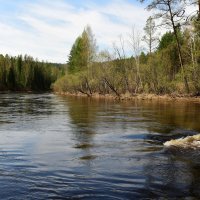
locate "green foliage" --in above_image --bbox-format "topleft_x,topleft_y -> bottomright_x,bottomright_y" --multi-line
68,37 -> 86,73
158,31 -> 176,50
53,22 -> 200,96
0,54 -> 65,91
139,52 -> 148,64
67,26 -> 97,74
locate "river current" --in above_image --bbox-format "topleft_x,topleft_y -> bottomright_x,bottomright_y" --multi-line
0,93 -> 200,199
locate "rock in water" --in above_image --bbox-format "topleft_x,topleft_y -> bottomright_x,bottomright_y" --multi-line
164,134 -> 200,149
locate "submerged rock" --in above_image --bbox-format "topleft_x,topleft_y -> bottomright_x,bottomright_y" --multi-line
164,134 -> 200,149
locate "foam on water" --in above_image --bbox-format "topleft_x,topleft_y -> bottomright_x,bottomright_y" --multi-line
164,134 -> 200,149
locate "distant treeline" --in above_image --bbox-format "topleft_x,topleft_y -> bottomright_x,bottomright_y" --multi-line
53,1 -> 200,96
0,54 -> 65,91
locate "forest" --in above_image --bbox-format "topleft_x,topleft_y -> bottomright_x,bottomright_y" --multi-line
0,54 -> 64,91
1,0 -> 200,96
53,0 -> 200,97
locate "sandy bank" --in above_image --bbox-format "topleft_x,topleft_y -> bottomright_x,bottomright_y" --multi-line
55,92 -> 200,103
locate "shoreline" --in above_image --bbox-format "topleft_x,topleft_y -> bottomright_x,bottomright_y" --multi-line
55,92 -> 200,103
0,90 -> 52,93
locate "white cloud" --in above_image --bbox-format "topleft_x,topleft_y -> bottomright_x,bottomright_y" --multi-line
0,0 -> 150,63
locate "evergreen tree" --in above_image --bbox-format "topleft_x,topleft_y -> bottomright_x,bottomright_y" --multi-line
0,54 -> 64,91
158,31 -> 175,50
7,59 -> 16,90
67,26 -> 97,74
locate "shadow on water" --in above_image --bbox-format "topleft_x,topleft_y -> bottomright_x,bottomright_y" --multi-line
61,97 -> 100,163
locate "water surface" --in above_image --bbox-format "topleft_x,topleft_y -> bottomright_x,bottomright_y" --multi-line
0,93 -> 200,199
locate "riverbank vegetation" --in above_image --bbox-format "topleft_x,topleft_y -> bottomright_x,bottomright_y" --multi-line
53,0 -> 200,97
0,54 -> 65,91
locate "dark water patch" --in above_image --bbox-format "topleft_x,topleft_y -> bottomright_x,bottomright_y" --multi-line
74,143 -> 95,149
0,120 -> 14,124
79,155 -> 97,160
121,133 -> 146,140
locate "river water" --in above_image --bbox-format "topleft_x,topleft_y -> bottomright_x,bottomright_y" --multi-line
0,93 -> 200,199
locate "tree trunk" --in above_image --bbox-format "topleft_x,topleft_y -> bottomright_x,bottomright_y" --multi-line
103,77 -> 120,97
198,0 -> 200,20
168,1 -> 190,93
85,77 -> 92,95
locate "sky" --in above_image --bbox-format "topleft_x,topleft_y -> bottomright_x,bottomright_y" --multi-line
0,0 -> 151,63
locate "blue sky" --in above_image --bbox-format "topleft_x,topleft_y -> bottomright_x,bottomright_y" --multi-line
0,0 -> 150,63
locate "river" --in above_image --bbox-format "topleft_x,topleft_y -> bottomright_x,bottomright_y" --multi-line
0,93 -> 200,199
